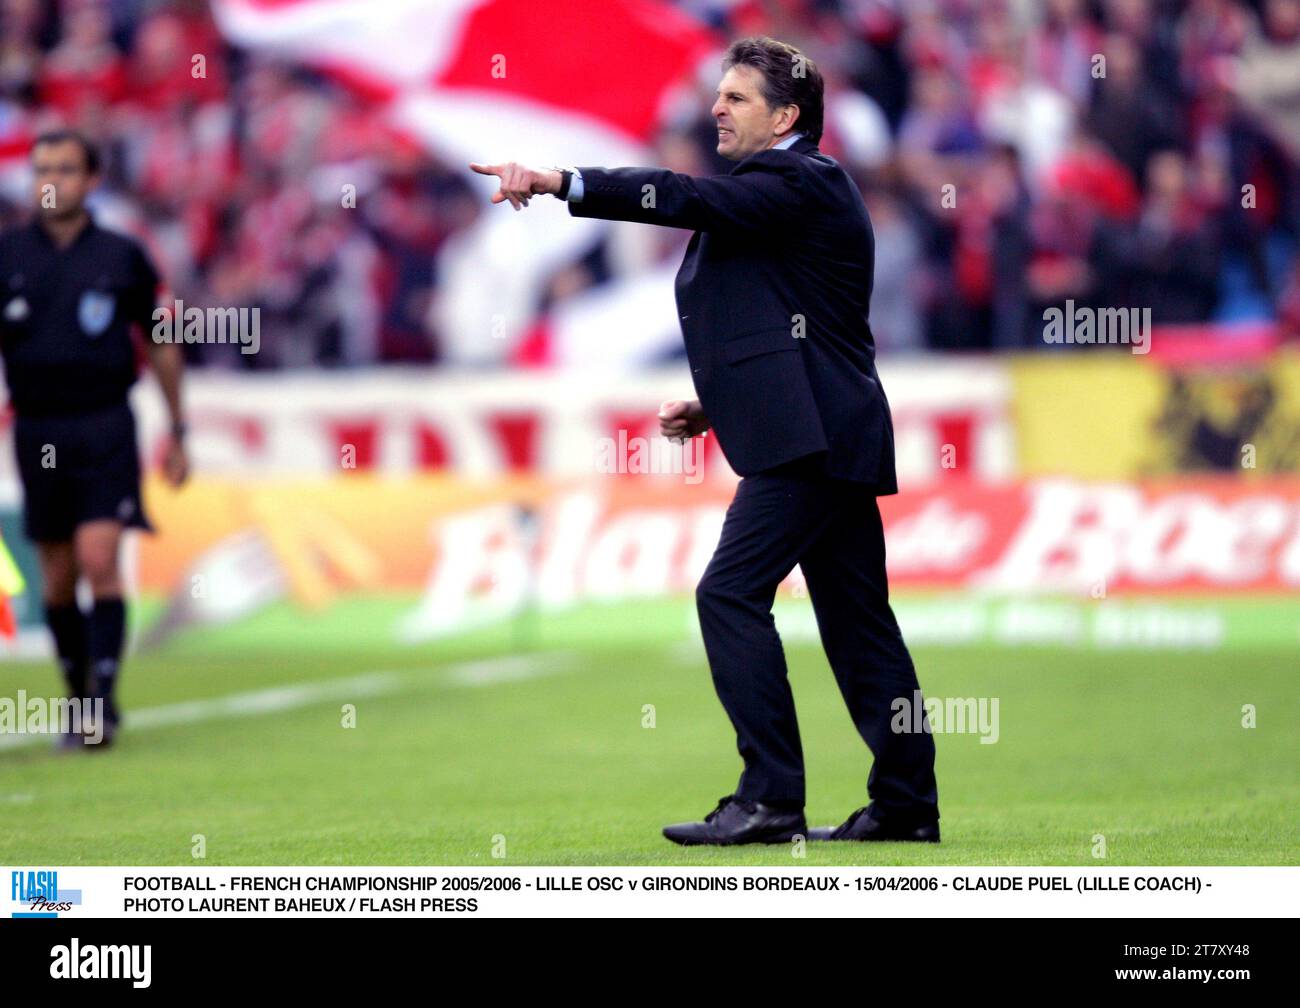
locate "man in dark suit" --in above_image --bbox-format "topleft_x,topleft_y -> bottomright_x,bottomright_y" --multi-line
471,36 -> 940,845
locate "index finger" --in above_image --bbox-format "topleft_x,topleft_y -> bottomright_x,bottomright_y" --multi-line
469,162 -> 502,176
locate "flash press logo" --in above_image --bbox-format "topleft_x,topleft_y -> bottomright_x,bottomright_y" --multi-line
50,939 -> 152,988
10,869 -> 80,917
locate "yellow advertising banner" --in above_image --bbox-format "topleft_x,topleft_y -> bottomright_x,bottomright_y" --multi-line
1010,349 -> 1300,479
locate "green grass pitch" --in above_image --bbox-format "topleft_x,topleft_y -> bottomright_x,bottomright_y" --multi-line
0,596 -> 1295,866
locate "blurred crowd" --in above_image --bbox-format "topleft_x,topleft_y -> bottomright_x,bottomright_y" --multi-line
1,0 -> 1298,365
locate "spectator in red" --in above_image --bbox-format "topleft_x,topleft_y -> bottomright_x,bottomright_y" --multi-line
39,1 -> 126,118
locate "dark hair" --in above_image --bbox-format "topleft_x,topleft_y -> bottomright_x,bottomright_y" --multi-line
722,37 -> 825,145
31,129 -> 100,174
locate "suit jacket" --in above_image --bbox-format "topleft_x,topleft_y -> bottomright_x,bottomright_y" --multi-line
568,135 -> 897,493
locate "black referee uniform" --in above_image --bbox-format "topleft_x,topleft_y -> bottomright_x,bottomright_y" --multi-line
0,214 -> 160,722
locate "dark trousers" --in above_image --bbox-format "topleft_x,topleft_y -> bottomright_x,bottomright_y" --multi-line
695,451 -> 939,823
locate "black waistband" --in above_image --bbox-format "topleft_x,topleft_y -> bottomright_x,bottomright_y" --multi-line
13,393 -> 131,421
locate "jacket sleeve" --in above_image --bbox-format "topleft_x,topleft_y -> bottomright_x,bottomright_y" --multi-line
567,152 -> 808,234
126,240 -> 164,336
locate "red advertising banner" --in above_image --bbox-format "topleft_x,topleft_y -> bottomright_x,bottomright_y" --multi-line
134,476 -> 1300,613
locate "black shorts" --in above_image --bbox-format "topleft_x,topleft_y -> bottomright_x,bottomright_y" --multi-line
13,401 -> 154,543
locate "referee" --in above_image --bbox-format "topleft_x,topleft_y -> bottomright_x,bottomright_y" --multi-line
0,130 -> 188,748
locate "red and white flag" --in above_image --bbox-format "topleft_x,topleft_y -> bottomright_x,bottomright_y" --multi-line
214,0 -> 718,364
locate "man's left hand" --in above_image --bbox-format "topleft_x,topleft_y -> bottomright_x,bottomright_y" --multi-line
162,435 -> 189,488
469,162 -> 562,210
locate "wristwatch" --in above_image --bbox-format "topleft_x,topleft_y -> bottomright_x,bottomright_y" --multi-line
549,167 -> 573,200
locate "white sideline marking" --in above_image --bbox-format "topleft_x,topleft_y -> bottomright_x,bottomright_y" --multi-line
0,653 -> 569,753
444,654 -> 564,685
128,671 -> 405,731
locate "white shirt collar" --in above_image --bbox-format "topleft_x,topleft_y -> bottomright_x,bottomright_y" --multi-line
772,131 -> 804,150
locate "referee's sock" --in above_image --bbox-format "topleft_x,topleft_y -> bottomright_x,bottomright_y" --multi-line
45,602 -> 88,700
87,597 -> 127,723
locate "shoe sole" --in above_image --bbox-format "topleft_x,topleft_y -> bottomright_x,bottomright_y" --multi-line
808,826 -> 940,843
663,826 -> 808,847
80,724 -> 118,749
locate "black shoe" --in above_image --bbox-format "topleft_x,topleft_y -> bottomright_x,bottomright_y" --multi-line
54,726 -> 84,752
81,696 -> 120,750
663,794 -> 807,846
83,718 -> 118,749
809,806 -> 940,843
